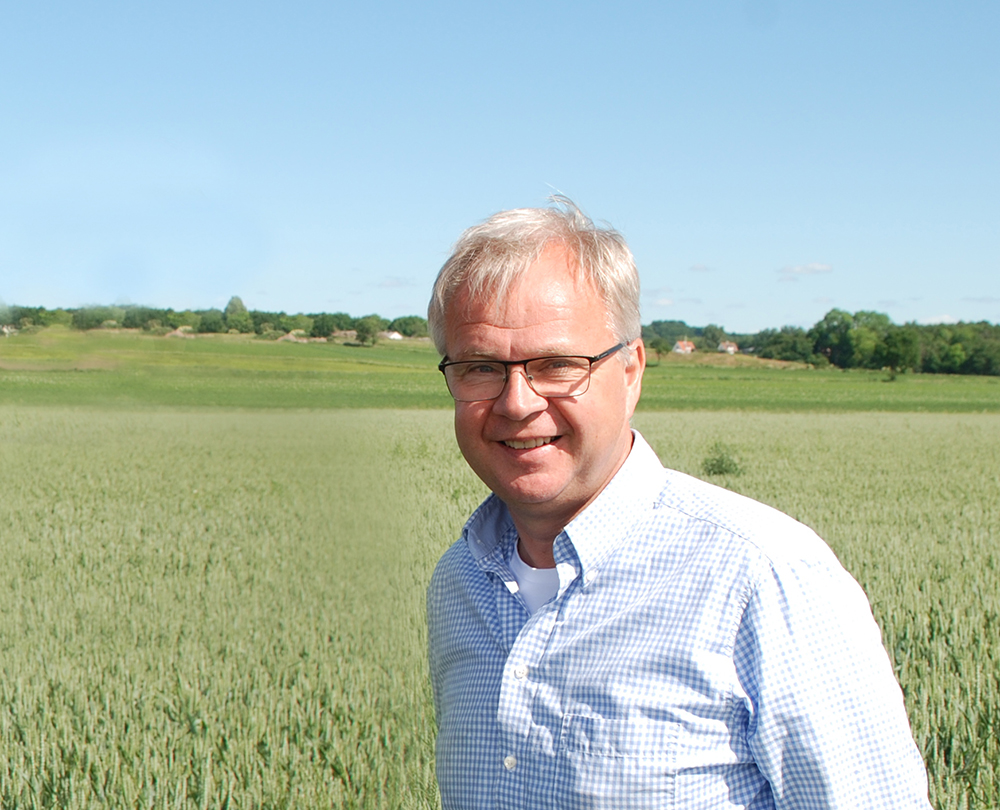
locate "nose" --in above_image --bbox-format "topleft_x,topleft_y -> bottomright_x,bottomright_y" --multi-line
492,366 -> 548,420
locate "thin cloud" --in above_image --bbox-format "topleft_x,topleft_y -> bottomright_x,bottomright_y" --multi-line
644,286 -> 673,306
921,315 -> 958,325
962,296 -> 999,304
877,299 -> 898,307
777,263 -> 833,282
377,276 -> 411,289
689,264 -> 713,273
678,297 -> 703,305
813,297 -> 834,305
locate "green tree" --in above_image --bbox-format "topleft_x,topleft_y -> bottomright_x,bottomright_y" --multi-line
753,326 -> 826,364
388,315 -> 428,337
849,311 -> 891,369
702,324 -> 727,349
809,309 -> 855,368
251,310 -> 286,334
72,306 -> 125,330
353,315 -> 384,346
198,309 -> 226,333
280,313 -> 314,334
171,310 -> 202,331
646,336 -> 671,362
882,325 -> 921,374
645,320 -> 700,343
224,296 -> 254,333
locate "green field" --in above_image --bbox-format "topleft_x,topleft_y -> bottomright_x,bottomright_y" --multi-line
1,329 -> 999,808
2,327 -> 998,411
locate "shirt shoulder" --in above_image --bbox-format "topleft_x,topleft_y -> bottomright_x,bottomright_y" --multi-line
653,466 -> 840,571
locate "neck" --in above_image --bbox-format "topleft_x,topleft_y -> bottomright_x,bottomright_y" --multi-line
512,519 -> 563,569
506,430 -> 637,569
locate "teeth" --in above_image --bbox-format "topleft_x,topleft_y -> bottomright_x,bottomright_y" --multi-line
504,437 -> 553,450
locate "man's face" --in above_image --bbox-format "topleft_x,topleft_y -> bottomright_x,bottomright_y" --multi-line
444,244 -> 644,529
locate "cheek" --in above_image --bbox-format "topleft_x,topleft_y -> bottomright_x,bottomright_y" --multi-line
454,405 -> 487,449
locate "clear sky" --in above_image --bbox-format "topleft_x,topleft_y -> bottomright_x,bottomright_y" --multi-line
1,0 -> 997,334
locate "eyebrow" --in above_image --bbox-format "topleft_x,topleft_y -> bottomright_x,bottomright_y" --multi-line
453,347 -> 576,361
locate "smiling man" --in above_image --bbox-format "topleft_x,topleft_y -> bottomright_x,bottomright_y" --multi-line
426,200 -> 931,809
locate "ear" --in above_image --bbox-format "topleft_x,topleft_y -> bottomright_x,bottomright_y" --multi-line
624,339 -> 646,418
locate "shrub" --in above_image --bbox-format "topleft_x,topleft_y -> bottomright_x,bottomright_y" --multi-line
702,442 -> 743,476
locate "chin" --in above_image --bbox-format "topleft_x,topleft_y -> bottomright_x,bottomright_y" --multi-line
493,475 -> 572,509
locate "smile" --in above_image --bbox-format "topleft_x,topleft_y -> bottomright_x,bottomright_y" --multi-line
503,437 -> 555,450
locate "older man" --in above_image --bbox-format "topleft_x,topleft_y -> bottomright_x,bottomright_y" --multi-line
426,200 -> 931,809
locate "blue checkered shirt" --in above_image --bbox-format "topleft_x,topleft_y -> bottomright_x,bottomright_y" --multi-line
427,432 -> 931,809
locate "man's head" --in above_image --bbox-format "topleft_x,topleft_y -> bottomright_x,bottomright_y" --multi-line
427,197 -> 642,356
429,200 -> 645,535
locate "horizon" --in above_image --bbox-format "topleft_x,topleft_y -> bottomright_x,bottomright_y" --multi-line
3,297 -> 997,335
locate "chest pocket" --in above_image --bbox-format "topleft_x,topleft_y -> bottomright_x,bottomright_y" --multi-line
556,714 -> 678,808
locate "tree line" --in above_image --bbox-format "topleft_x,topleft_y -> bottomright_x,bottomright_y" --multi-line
0,297 -> 429,346
645,308 -> 1000,376
3,298 -> 998,375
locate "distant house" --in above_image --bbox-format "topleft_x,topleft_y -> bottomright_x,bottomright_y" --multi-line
673,340 -> 696,354
718,341 -> 739,355
382,331 -> 404,341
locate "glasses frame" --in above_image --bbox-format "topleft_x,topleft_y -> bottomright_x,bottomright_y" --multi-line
438,343 -> 626,402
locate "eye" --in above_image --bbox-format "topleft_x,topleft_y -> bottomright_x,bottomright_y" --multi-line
462,362 -> 503,377
530,357 -> 589,379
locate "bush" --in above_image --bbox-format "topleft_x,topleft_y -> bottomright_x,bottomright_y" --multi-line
702,442 -> 743,476
388,315 -> 428,338
198,310 -> 226,333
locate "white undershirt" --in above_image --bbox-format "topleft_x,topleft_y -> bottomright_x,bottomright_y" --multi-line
509,540 -> 560,614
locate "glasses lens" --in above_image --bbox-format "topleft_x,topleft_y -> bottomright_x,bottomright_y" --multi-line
445,362 -> 507,401
524,357 -> 591,397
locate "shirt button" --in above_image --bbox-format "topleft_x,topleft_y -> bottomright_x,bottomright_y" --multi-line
513,664 -> 528,680
503,755 -> 517,771
584,570 -> 597,585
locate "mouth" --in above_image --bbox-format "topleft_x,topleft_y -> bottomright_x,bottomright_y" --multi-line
502,436 -> 557,450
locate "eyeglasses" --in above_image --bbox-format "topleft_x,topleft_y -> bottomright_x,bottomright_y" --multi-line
438,343 -> 626,402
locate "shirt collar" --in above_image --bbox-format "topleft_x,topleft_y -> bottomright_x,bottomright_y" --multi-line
560,430 -> 667,578
462,430 -> 666,580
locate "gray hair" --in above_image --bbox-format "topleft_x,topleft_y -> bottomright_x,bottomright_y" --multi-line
427,197 -> 641,356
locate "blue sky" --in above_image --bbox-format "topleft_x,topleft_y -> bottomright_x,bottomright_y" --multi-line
1,0 -> 997,334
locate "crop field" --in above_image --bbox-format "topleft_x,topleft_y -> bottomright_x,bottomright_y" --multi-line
2,328 -> 999,412
0,329 -> 998,808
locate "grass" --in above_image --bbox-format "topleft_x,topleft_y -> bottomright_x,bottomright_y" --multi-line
2,327 -> 998,411
0,408 -> 467,808
2,328 -> 998,806
0,406 -> 997,807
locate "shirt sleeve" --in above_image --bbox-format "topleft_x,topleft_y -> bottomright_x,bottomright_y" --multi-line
733,553 -> 932,809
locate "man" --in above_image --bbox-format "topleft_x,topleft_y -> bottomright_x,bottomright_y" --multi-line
426,200 -> 931,809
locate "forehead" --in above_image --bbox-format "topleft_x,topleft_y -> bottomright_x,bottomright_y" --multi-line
444,246 -> 612,355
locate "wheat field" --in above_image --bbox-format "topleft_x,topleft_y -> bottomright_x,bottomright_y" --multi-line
0,406 -> 997,808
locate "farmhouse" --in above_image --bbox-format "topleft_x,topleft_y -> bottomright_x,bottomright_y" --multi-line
673,340 -> 696,354
718,341 -> 739,354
